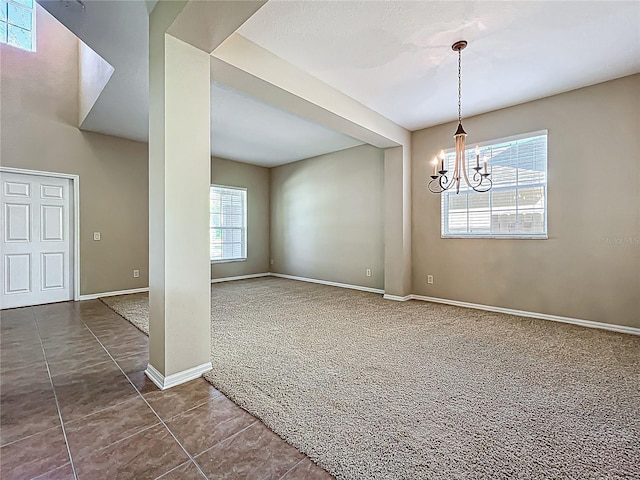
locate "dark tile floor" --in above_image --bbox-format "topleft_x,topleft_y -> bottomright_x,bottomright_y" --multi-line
0,300 -> 333,480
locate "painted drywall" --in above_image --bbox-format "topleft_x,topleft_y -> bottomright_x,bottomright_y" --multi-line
149,26 -> 211,377
270,144 -> 384,289
78,41 -> 114,126
384,145 -> 412,297
211,34 -> 412,295
211,156 -> 270,279
0,7 -> 149,296
412,74 -> 640,328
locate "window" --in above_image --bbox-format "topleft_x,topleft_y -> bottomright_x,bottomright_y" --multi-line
441,131 -> 547,238
0,0 -> 36,52
210,185 -> 247,262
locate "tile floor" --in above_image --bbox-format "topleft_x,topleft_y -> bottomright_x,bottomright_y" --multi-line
0,300 -> 333,480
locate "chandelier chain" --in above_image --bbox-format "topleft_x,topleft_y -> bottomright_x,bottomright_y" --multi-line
458,48 -> 462,123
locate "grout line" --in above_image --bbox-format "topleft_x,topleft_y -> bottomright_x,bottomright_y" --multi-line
160,393 -> 223,423
82,323 -> 209,480
0,423 -> 60,449
61,395 -> 147,430
30,462 -> 73,480
194,420 -> 258,459
72,421 -> 161,460
153,459 -> 202,480
45,359 -> 116,380
33,310 -> 80,480
278,458 -> 306,480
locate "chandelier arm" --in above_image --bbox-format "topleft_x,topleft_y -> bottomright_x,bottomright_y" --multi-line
428,174 -> 455,193
471,167 -> 492,190
464,163 -> 492,191
470,176 -> 493,193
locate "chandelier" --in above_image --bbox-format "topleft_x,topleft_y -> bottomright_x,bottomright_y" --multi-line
429,40 -> 492,194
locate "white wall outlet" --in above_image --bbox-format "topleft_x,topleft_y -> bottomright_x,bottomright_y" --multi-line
366,268 -> 372,277
133,269 -> 140,278
93,232 -> 101,241
427,275 -> 434,284
270,258 -> 274,265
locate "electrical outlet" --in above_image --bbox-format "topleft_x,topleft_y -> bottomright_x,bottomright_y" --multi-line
133,270 -> 140,278
366,268 -> 372,277
427,275 -> 434,284
93,232 -> 101,241
270,258 -> 274,265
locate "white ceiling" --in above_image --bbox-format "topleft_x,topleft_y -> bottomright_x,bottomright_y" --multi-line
38,0 -> 360,166
238,1 -> 640,131
40,0 -> 151,142
39,1 -> 640,164
210,81 -> 362,167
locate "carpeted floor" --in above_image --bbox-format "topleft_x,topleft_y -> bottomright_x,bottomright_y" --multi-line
100,277 -> 640,480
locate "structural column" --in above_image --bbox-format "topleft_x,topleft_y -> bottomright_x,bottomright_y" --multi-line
384,145 -> 412,298
147,3 -> 212,388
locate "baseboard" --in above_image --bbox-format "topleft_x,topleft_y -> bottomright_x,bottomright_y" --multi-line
83,274 -> 270,300
383,294 -> 412,301
410,294 -> 640,336
145,361 -> 213,390
81,278 -> 637,336
80,287 -> 149,301
211,273 -> 270,284
270,273 -> 384,294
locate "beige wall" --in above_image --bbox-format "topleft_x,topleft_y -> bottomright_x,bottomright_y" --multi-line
270,144 -> 384,289
412,74 -> 640,328
210,156 -> 270,278
0,7 -> 150,296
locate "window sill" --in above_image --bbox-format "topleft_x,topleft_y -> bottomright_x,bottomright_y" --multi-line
441,235 -> 548,240
211,258 -> 247,264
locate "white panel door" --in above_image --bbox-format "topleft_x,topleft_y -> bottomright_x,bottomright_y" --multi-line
1,172 -> 72,309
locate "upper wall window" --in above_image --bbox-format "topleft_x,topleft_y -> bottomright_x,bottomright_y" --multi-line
0,0 -> 35,51
210,185 -> 247,263
441,131 -> 548,239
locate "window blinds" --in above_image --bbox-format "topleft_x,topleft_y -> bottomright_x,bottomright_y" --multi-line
441,132 -> 548,238
210,186 -> 247,261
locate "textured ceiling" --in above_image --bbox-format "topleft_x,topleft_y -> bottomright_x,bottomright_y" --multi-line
40,0 -> 640,161
39,0 -> 151,142
238,1 -> 640,130
211,81 -> 363,167
39,0 -> 362,164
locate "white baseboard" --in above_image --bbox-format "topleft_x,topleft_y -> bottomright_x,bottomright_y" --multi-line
145,361 -> 213,390
82,273 -> 270,300
410,294 -> 640,336
270,273 -> 384,294
80,287 -> 149,301
81,277 -> 638,336
383,294 -> 412,302
211,273 -> 270,284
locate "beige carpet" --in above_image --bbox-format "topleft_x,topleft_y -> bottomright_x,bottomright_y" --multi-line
101,277 -> 640,480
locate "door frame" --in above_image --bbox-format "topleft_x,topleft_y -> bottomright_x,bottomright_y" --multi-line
0,167 -> 80,302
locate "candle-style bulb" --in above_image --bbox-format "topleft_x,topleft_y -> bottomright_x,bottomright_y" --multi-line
475,145 -> 480,156
439,150 -> 445,160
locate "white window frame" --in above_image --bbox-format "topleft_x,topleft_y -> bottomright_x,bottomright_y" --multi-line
441,130 -> 548,239
210,184 -> 247,263
1,0 -> 37,52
